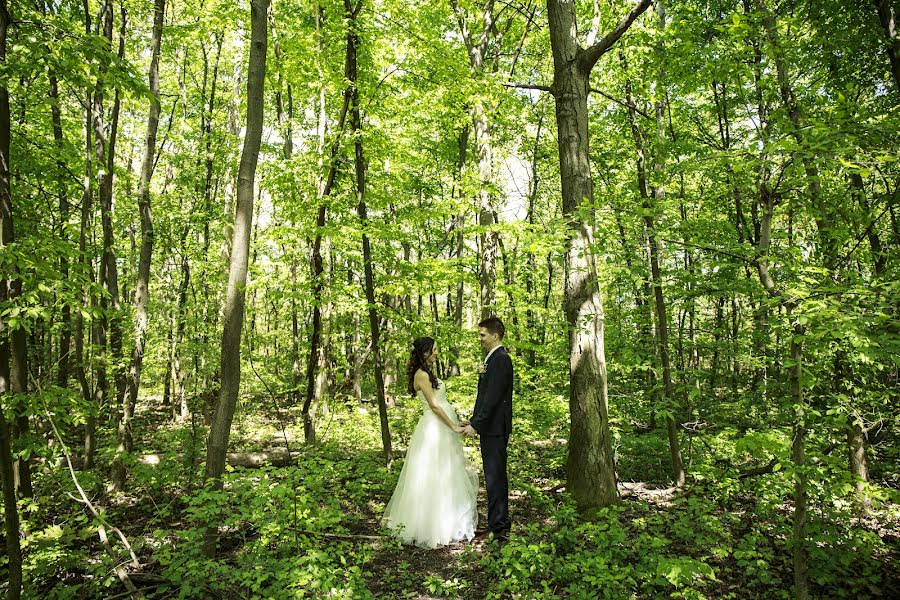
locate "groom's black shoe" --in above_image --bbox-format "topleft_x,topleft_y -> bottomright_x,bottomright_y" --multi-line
488,529 -> 510,543
473,529 -> 490,540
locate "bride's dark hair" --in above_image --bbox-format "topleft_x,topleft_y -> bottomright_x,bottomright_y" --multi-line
406,337 -> 440,396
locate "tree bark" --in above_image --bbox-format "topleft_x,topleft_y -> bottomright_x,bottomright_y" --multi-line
303,2 -> 352,443
115,0 -> 165,493
449,124 -> 468,377
622,24 -> 685,485
547,0 -> 652,511
450,0 -> 499,318
203,0 -> 268,557
46,52 -> 71,388
346,0 -> 392,462
0,0 -> 23,593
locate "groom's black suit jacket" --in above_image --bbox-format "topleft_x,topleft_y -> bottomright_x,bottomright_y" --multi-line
471,346 -> 513,436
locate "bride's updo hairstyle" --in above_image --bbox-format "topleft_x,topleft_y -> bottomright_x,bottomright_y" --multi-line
406,336 -> 440,396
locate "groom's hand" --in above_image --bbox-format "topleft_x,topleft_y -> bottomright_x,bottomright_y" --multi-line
462,424 -> 477,437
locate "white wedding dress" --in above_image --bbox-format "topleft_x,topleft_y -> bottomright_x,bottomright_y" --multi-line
382,379 -> 478,548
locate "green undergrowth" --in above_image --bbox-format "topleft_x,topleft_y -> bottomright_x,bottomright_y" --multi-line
10,382 -> 899,599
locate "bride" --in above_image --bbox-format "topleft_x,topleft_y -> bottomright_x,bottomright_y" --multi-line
382,337 -> 478,548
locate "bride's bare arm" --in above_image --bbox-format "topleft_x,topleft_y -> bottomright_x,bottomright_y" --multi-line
415,371 -> 463,433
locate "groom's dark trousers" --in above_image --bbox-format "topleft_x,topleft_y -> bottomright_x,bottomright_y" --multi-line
480,434 -> 511,533
471,346 -> 513,535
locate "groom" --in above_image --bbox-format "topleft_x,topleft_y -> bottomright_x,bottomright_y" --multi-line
462,317 -> 513,541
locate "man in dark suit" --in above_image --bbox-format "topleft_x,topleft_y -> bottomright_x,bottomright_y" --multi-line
462,317 -> 513,540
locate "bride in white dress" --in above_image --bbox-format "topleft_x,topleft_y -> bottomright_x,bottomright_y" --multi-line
382,337 -> 478,548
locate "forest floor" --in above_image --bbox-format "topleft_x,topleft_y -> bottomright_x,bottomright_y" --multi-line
20,383 -> 900,599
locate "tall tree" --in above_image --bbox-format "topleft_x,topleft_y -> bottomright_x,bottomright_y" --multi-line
204,0 -> 268,557
546,0 -> 652,510
0,1 -> 23,594
115,0 -> 166,492
345,0 -> 392,462
450,0 -> 500,318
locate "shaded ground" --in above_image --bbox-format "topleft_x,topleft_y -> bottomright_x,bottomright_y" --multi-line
23,394 -> 900,599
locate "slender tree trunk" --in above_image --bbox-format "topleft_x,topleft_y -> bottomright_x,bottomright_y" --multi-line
346,0 -> 391,461
174,221 -> 190,420
86,0 -> 115,470
203,0 -> 268,557
0,0 -> 23,593
789,321 -> 808,600
76,0 -> 95,466
755,182 -> 809,600
303,3 -> 351,443
449,125 -> 468,377
115,0 -> 165,493
108,6 -> 127,415
623,40 -> 683,482
547,0 -> 652,510
450,0 -> 500,319
524,113 -> 543,369
48,69 -> 71,388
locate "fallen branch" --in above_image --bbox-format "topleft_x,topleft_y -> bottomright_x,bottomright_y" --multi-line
45,409 -> 144,598
287,526 -> 383,541
47,450 -> 299,470
738,457 -> 778,479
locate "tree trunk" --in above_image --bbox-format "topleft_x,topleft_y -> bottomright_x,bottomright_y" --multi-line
47,61 -> 71,388
755,179 -> 809,600
524,113 -> 543,369
622,34 -> 684,484
449,125 -> 468,377
875,0 -> 900,93
269,3 -> 302,407
450,0 -> 499,319
86,0 -> 115,471
115,0 -> 165,493
0,0 -> 23,593
346,0 -> 391,462
303,2 -> 352,443
546,0 -> 652,511
203,0 -> 268,558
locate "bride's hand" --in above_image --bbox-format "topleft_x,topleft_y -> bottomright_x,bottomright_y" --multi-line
452,424 -> 464,434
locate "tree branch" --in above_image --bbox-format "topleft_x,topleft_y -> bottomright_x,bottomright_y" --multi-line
579,0 -> 653,74
590,86 -> 652,119
503,81 -> 552,93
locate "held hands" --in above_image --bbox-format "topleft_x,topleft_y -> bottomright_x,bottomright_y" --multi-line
454,420 -> 476,437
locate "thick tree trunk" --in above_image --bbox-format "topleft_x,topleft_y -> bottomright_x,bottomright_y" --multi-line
115,0 -> 165,493
203,0 -> 268,557
0,0 -> 23,593
546,0 -> 651,510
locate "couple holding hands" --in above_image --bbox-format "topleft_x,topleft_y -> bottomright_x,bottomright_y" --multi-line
382,317 -> 513,548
